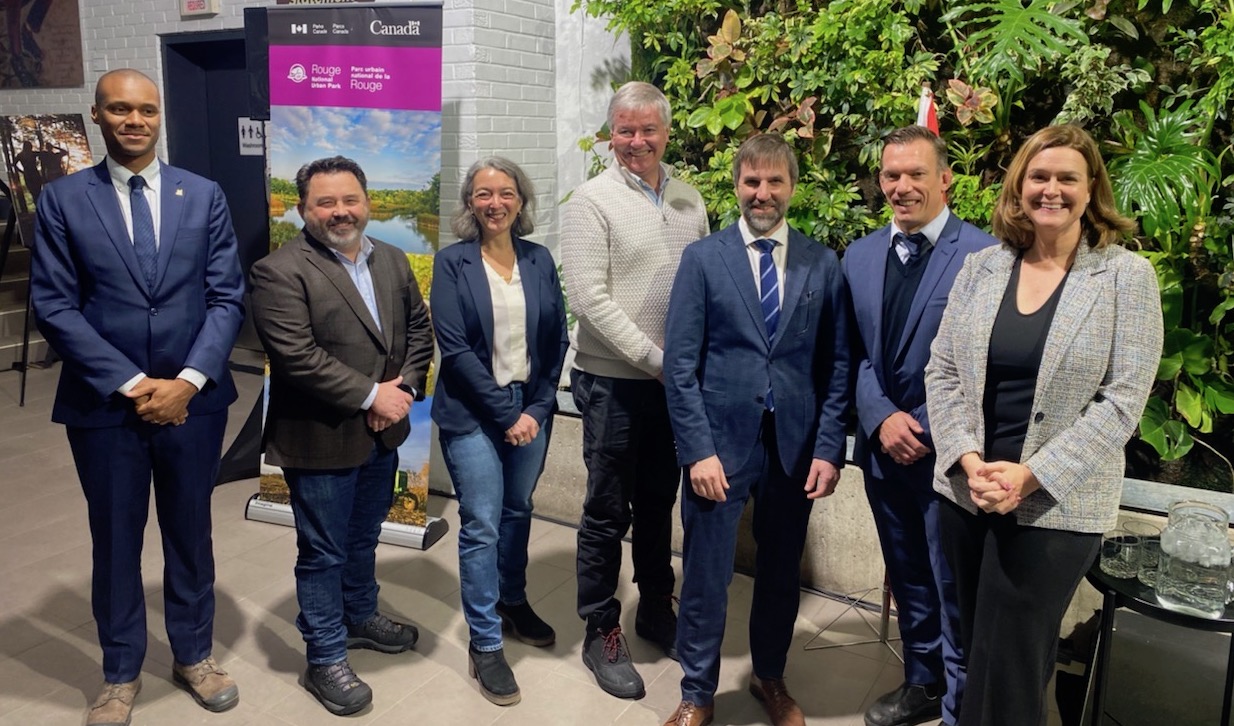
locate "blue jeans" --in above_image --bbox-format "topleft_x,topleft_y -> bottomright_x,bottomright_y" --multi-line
440,385 -> 550,651
284,444 -> 397,665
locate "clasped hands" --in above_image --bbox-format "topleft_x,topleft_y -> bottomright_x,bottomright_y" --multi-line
367,375 -> 412,432
687,455 -> 840,503
960,452 -> 1040,515
125,377 -> 196,426
504,413 -> 540,447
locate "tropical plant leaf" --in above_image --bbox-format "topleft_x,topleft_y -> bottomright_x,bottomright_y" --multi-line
943,0 -> 1088,86
1139,396 -> 1195,460
1108,101 -> 1220,238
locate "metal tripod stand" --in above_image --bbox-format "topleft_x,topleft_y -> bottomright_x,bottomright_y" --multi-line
803,572 -> 903,660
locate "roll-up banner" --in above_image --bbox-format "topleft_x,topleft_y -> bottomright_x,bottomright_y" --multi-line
247,3 -> 447,550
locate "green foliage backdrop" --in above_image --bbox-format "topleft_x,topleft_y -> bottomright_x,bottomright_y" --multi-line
575,0 -> 1234,485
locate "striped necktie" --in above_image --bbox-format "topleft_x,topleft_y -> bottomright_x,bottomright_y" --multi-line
754,238 -> 779,411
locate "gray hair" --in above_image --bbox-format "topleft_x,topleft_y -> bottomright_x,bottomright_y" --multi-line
450,156 -> 537,240
607,81 -> 671,130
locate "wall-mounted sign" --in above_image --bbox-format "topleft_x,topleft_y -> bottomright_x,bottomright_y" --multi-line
180,0 -> 220,17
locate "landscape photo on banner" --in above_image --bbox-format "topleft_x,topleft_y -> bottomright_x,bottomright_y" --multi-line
259,3 -> 443,529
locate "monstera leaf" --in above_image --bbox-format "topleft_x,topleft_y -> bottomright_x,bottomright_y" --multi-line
1108,100 -> 1220,239
943,0 -> 1088,86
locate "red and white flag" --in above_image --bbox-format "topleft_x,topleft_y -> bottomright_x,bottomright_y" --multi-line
916,85 -> 939,136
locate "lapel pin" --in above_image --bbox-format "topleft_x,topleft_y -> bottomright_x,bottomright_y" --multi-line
175,188 -> 184,197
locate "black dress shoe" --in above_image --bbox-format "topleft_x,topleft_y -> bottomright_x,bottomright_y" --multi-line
469,645 -> 521,706
581,626 -> 645,699
864,682 -> 942,726
635,594 -> 679,661
496,601 -> 556,647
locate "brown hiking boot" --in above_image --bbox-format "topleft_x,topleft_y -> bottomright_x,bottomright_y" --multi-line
172,656 -> 239,712
86,679 -> 140,726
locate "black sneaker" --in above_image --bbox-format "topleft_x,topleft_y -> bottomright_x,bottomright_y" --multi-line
302,660 -> 372,716
635,594 -> 679,661
581,626 -> 645,700
496,601 -> 556,647
346,612 -> 419,653
468,645 -> 521,706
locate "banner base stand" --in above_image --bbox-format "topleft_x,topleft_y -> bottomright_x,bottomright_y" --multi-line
244,494 -> 449,551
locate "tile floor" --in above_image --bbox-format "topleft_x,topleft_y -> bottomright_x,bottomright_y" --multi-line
0,363 -> 1053,725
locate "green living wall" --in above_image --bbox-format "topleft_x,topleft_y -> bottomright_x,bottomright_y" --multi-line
575,0 -> 1234,488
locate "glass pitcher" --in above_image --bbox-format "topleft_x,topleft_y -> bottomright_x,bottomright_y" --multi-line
1156,500 -> 1233,619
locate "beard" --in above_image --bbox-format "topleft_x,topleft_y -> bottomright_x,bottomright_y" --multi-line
305,214 -> 366,251
742,201 -> 786,236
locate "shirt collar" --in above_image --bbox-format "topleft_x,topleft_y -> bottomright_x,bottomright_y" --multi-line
329,235 -> 374,266
615,160 -> 670,197
889,206 -> 951,250
106,156 -> 161,189
738,216 -> 791,249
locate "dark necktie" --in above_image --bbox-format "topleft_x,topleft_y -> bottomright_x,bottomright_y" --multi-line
129,175 -> 157,287
894,231 -> 928,261
754,238 -> 779,411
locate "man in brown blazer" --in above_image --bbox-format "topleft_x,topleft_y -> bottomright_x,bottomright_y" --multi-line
250,156 -> 434,716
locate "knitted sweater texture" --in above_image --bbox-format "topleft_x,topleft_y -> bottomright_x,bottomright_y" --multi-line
561,162 -> 710,380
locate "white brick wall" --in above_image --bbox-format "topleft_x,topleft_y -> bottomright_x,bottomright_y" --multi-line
441,0 -> 558,249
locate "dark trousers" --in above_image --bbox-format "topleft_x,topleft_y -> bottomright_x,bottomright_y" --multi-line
677,414 -> 814,705
572,370 -> 679,630
938,499 -> 1100,726
284,444 -> 398,666
68,409 -> 228,683
866,465 -> 964,722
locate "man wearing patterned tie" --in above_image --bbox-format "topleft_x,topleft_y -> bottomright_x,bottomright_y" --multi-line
844,125 -> 997,726
30,69 -> 245,726
662,134 -> 851,726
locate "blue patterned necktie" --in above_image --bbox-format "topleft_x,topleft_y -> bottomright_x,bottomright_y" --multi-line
129,174 -> 158,288
894,231 -> 928,261
754,238 -> 779,411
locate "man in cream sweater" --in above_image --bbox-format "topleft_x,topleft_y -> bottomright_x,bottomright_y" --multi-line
560,81 -> 710,700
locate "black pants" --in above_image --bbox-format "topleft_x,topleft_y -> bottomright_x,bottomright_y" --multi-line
938,499 -> 1100,726
572,370 -> 679,630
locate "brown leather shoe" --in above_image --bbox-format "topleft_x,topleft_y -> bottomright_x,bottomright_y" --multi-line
86,679 -> 140,726
663,700 -> 714,726
173,656 -> 239,712
750,675 -> 805,726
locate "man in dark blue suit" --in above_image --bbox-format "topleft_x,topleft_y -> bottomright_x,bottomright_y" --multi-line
663,134 -> 851,726
844,126 -> 996,726
31,69 -> 245,726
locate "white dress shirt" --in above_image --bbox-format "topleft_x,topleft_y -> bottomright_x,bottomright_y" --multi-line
483,256 -> 531,387
738,216 -> 788,308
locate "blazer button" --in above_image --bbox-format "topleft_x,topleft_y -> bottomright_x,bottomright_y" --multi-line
149,307 -> 158,316
1034,411 -> 1045,423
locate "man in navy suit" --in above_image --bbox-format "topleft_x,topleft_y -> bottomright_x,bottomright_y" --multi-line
31,69 -> 245,726
844,125 -> 997,726
663,134 -> 851,726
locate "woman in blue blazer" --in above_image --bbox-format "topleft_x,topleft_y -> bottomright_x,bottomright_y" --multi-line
431,157 -> 569,706
925,125 -> 1162,725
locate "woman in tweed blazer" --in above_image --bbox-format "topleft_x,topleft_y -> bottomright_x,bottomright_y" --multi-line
925,125 -> 1162,726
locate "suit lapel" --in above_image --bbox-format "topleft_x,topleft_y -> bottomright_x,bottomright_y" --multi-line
300,234 -> 385,347
1035,243 -> 1105,396
371,243 -> 397,354
156,162 -> 185,293
970,248 -> 1015,397
515,239 -> 540,353
462,243 -> 496,353
85,162 -> 150,296
775,229 -> 811,350
896,214 -> 962,359
719,227 -> 768,345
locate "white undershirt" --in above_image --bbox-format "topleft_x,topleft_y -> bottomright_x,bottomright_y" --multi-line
482,257 -> 531,387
